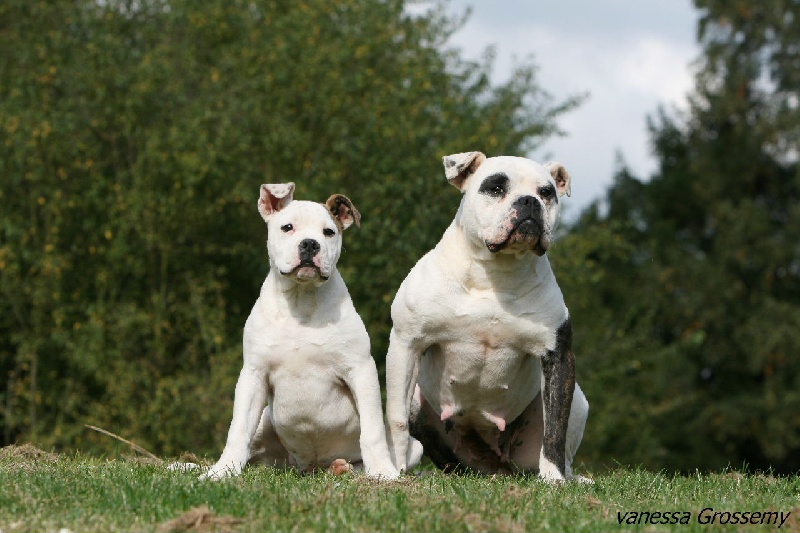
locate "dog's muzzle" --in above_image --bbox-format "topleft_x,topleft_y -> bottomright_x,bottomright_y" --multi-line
281,238 -> 329,280
486,195 -> 548,255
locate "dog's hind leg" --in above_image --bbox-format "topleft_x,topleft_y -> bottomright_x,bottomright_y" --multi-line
404,387 -> 425,470
408,385 -> 468,473
507,385 -> 590,481
249,405 -> 292,469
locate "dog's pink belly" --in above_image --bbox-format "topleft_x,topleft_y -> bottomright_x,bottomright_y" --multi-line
417,340 -> 541,447
412,384 -> 545,473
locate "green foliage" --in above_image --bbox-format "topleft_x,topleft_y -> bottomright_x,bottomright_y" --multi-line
0,0 -> 576,456
553,0 -> 800,473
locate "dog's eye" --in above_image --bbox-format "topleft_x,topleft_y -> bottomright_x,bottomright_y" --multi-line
281,224 -> 293,232
479,174 -> 509,198
323,228 -> 336,237
539,185 -> 555,200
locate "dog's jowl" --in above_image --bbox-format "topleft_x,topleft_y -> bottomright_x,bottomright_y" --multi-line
203,183 -> 406,480
385,152 -> 590,482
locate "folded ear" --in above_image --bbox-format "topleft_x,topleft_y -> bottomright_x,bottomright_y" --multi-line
443,151 -> 486,191
259,183 -> 295,221
326,194 -> 361,230
545,162 -> 571,198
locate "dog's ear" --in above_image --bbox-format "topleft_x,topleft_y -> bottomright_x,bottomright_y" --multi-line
443,151 -> 486,191
326,194 -> 361,230
259,183 -> 295,221
545,162 -> 571,198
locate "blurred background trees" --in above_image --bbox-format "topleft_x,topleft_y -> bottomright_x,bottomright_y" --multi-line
0,0 -> 575,457
1,0 -> 798,474
556,0 -> 800,473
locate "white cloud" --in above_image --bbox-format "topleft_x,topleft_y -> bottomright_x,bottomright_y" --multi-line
615,37 -> 695,106
441,0 -> 700,218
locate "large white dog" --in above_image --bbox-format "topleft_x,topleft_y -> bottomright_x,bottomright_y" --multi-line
203,183 -> 406,480
385,152 -> 589,481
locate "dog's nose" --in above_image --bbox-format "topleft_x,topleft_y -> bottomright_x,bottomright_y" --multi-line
298,238 -> 321,258
513,195 -> 541,216
513,195 -> 540,218
518,195 -> 534,206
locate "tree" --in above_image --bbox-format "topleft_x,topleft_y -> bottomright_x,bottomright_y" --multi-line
0,0 -> 578,456
555,0 -> 800,473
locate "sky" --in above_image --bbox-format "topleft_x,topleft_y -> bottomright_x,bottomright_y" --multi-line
436,0 -> 701,219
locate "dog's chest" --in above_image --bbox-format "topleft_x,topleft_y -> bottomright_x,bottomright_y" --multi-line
245,285 -> 367,364
243,285 -> 368,465
258,319 -> 360,371
258,320 -> 363,444
416,284 -> 563,430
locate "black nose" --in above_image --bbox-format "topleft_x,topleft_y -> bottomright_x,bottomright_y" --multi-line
298,238 -> 320,260
512,195 -> 541,219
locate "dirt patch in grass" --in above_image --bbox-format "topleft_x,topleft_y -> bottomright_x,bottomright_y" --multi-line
0,443 -> 59,462
175,451 -> 206,465
157,505 -> 244,533
780,506 -> 799,531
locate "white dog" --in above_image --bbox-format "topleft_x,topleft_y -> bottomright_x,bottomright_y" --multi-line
385,152 -> 589,482
203,183 -> 406,480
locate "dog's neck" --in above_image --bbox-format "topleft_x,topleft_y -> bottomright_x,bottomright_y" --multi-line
265,266 -> 341,321
437,222 -> 553,293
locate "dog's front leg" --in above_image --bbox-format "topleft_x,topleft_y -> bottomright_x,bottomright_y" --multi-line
345,360 -> 399,480
385,328 -> 421,473
538,317 -> 576,482
202,364 -> 268,480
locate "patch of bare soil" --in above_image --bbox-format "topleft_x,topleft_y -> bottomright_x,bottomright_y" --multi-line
157,505 -> 244,533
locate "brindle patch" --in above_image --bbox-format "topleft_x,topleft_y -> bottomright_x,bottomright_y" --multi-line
540,317 -> 576,477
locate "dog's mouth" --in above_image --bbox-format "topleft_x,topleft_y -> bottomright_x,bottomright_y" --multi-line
485,218 -> 548,256
281,261 -> 329,281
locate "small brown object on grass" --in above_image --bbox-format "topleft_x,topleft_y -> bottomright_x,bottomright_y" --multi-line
328,458 -> 353,475
157,505 -> 244,533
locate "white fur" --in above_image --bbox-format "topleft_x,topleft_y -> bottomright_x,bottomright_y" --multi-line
203,186 -> 398,480
385,154 -> 588,482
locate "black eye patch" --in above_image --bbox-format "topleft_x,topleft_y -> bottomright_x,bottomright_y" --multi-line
478,173 -> 509,198
538,185 -> 556,200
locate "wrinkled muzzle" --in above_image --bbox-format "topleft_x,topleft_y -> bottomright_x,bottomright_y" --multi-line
485,195 -> 550,256
277,237 -> 332,282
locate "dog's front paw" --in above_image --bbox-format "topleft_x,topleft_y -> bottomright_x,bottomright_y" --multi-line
199,468 -> 231,481
200,461 -> 241,481
364,463 -> 400,481
166,461 -> 201,473
538,458 -> 567,484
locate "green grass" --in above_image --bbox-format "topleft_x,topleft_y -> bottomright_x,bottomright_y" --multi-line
1,445 -> 798,533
